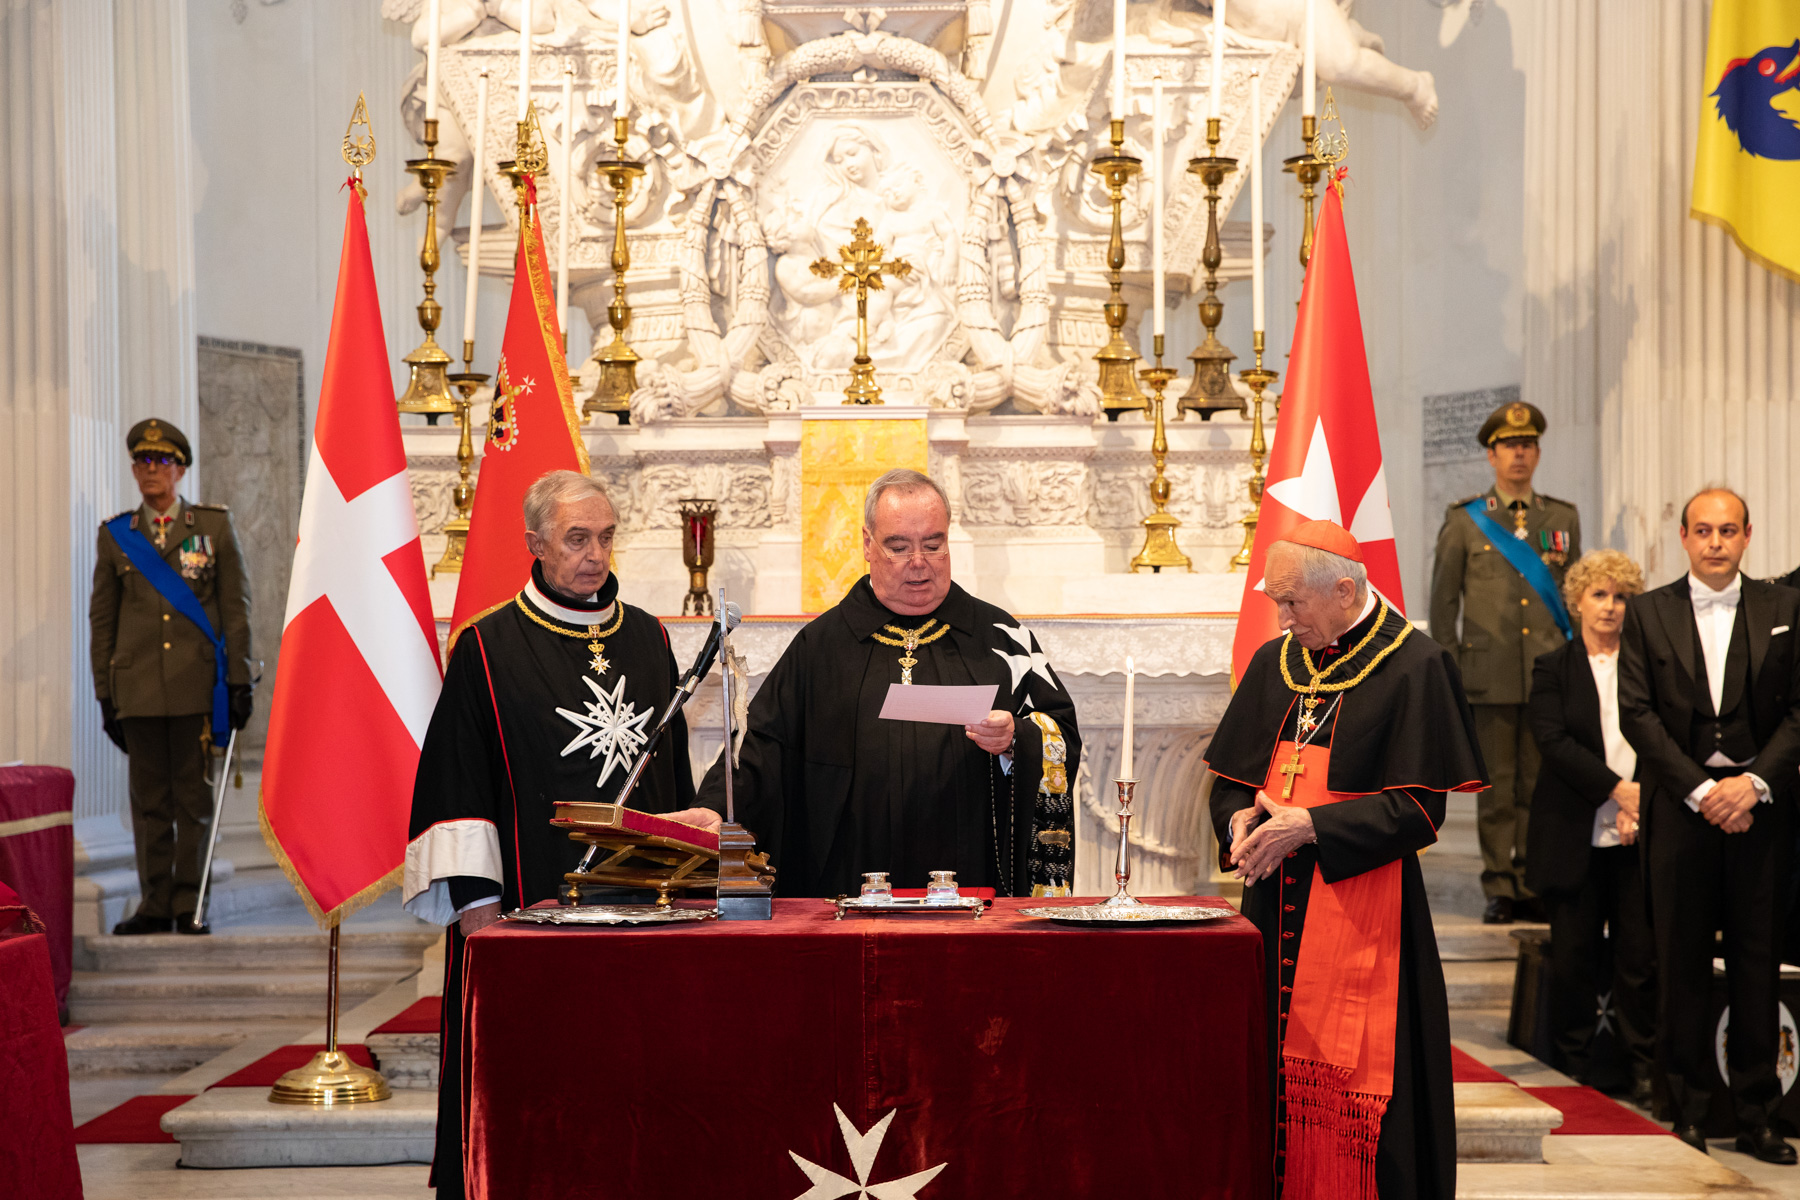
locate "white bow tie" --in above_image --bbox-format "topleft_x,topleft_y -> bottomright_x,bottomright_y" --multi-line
1692,583 -> 1740,615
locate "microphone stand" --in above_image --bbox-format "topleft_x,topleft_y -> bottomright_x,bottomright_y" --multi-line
712,584 -> 774,920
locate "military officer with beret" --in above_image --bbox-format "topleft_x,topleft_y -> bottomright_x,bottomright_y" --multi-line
1430,400 -> 1581,924
90,419 -> 254,935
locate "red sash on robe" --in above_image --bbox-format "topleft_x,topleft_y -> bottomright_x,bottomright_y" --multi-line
1266,739 -> 1402,1199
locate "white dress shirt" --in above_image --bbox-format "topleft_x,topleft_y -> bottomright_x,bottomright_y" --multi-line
1684,572 -> 1769,811
1587,650 -> 1636,847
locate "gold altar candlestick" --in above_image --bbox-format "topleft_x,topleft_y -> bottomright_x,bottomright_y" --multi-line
809,216 -> 912,405
434,341 -> 488,578
587,115 -> 644,424
1092,118 -> 1148,420
1130,335 -> 1190,573
1179,116 -> 1241,420
1231,331 -> 1279,571
398,118 -> 458,423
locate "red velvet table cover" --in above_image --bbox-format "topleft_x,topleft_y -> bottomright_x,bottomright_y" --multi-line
0,765 -> 76,1008
462,897 -> 1268,1200
0,933 -> 82,1198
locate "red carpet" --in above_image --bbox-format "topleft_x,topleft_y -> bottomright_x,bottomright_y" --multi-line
208,1043 -> 375,1089
1524,1086 -> 1672,1135
73,1094 -> 194,1143
1451,1046 -> 1510,1083
370,996 -> 442,1035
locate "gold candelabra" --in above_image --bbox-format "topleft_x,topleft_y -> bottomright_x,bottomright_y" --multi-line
1180,116 -> 1241,420
1282,115 -> 1323,270
1091,118 -> 1148,420
434,341 -> 487,578
587,116 -> 644,424
1231,331 -> 1279,570
1130,335 -> 1190,573
398,118 -> 458,423
809,217 -> 912,405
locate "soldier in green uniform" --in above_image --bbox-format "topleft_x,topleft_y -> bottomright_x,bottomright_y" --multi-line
1430,400 -> 1580,924
90,419 -> 254,935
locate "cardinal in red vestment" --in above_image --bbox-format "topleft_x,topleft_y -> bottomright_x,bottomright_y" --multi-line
1207,520 -> 1488,1199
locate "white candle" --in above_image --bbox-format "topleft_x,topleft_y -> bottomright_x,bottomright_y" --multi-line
1208,0 -> 1226,121
1151,76 -> 1165,339
424,0 -> 442,123
616,0 -> 630,114
1250,71 -> 1265,333
1303,0 -> 1316,118
462,71 -> 490,353
558,66 -> 573,338
1111,0 -> 1126,121
1122,656 -> 1136,779
517,0 -> 532,121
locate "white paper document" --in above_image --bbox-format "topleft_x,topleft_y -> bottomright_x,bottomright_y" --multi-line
877,683 -> 999,725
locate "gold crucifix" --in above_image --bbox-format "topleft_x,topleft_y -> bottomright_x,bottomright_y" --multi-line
1277,749 -> 1307,800
810,217 -> 911,405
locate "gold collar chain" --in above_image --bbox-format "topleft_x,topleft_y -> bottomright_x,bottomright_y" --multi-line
1277,599 -> 1412,697
514,593 -> 625,677
871,619 -> 951,685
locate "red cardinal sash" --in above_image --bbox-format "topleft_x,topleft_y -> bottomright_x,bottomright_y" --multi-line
1265,739 -> 1402,1199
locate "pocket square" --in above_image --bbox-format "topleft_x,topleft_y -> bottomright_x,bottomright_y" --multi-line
1774,625 -> 1791,636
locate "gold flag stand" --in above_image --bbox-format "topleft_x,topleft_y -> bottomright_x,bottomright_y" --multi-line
269,924 -> 390,1105
810,217 -> 912,405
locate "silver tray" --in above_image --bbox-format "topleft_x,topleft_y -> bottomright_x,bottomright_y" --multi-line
831,896 -> 990,920
503,904 -> 717,926
1019,904 -> 1235,926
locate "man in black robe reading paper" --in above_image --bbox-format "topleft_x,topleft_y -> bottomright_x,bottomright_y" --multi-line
1207,520 -> 1485,1200
699,469 -> 1081,898
402,469 -> 713,1198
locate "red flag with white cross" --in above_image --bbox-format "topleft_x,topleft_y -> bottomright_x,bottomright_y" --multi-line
1230,176 -> 1405,684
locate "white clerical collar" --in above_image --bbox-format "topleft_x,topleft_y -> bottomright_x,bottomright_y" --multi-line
1688,571 -> 1741,608
1329,591 -> 1379,649
523,576 -> 615,627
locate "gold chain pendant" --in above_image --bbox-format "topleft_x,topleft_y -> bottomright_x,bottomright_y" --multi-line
871,618 -> 950,685
587,628 -> 610,677
898,631 -> 921,685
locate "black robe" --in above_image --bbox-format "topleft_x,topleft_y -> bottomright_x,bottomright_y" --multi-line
1206,601 -> 1485,1200
698,577 -> 1081,898
403,577 -> 694,1198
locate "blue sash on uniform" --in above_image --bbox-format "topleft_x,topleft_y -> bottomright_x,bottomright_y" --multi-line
104,514 -> 230,741
1460,499 -> 1573,641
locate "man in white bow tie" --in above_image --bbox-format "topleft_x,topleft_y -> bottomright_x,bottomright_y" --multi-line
1620,488 -> 1800,1161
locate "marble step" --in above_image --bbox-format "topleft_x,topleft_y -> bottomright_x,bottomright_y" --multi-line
63,1021 -> 310,1075
365,1031 -> 440,1090
1436,913 -> 1546,962
1445,959 -> 1517,1010
68,968 -> 401,1024
1458,1136 -> 1775,1198
81,928 -> 440,975
1455,1081 -> 1562,1162
161,1087 -> 438,1168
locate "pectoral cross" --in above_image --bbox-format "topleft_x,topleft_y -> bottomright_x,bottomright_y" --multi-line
810,217 -> 912,405
898,630 -> 921,685
1278,749 -> 1307,800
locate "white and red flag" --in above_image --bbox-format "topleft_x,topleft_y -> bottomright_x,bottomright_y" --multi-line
1230,175 -> 1404,684
261,180 -> 443,925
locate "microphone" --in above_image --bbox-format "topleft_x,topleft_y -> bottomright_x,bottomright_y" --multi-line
678,601 -> 742,696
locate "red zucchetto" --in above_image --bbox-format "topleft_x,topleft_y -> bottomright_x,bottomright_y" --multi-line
1278,519 -> 1364,563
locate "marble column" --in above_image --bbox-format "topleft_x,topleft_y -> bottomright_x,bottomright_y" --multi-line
1521,0 -> 1800,580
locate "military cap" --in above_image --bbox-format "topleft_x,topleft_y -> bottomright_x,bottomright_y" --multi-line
127,418 -> 192,466
1477,400 -> 1545,447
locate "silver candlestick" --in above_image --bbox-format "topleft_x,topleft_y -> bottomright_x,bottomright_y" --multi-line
1104,778 -> 1141,907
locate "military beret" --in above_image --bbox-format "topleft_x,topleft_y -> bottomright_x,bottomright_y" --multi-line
1477,400 -> 1545,447
127,418 -> 191,466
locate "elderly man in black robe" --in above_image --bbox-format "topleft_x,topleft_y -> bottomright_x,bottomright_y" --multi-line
699,468 -> 1081,898
403,469 -> 711,1198
1207,519 -> 1486,1200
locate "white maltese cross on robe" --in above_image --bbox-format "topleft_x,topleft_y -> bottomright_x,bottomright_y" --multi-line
556,675 -> 653,789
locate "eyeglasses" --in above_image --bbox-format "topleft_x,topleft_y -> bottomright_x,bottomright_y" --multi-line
876,543 -> 950,563
133,454 -> 179,468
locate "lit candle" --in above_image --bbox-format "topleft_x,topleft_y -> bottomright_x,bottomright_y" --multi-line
558,66 -> 573,339
424,0 -> 442,123
616,0 -> 630,114
1111,0 -> 1126,121
1250,71 -> 1264,333
1208,0 -> 1226,121
517,0 -> 532,121
1122,656 -> 1136,779
1303,0 -> 1316,118
1151,75 -> 1165,339
462,71 -> 490,353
